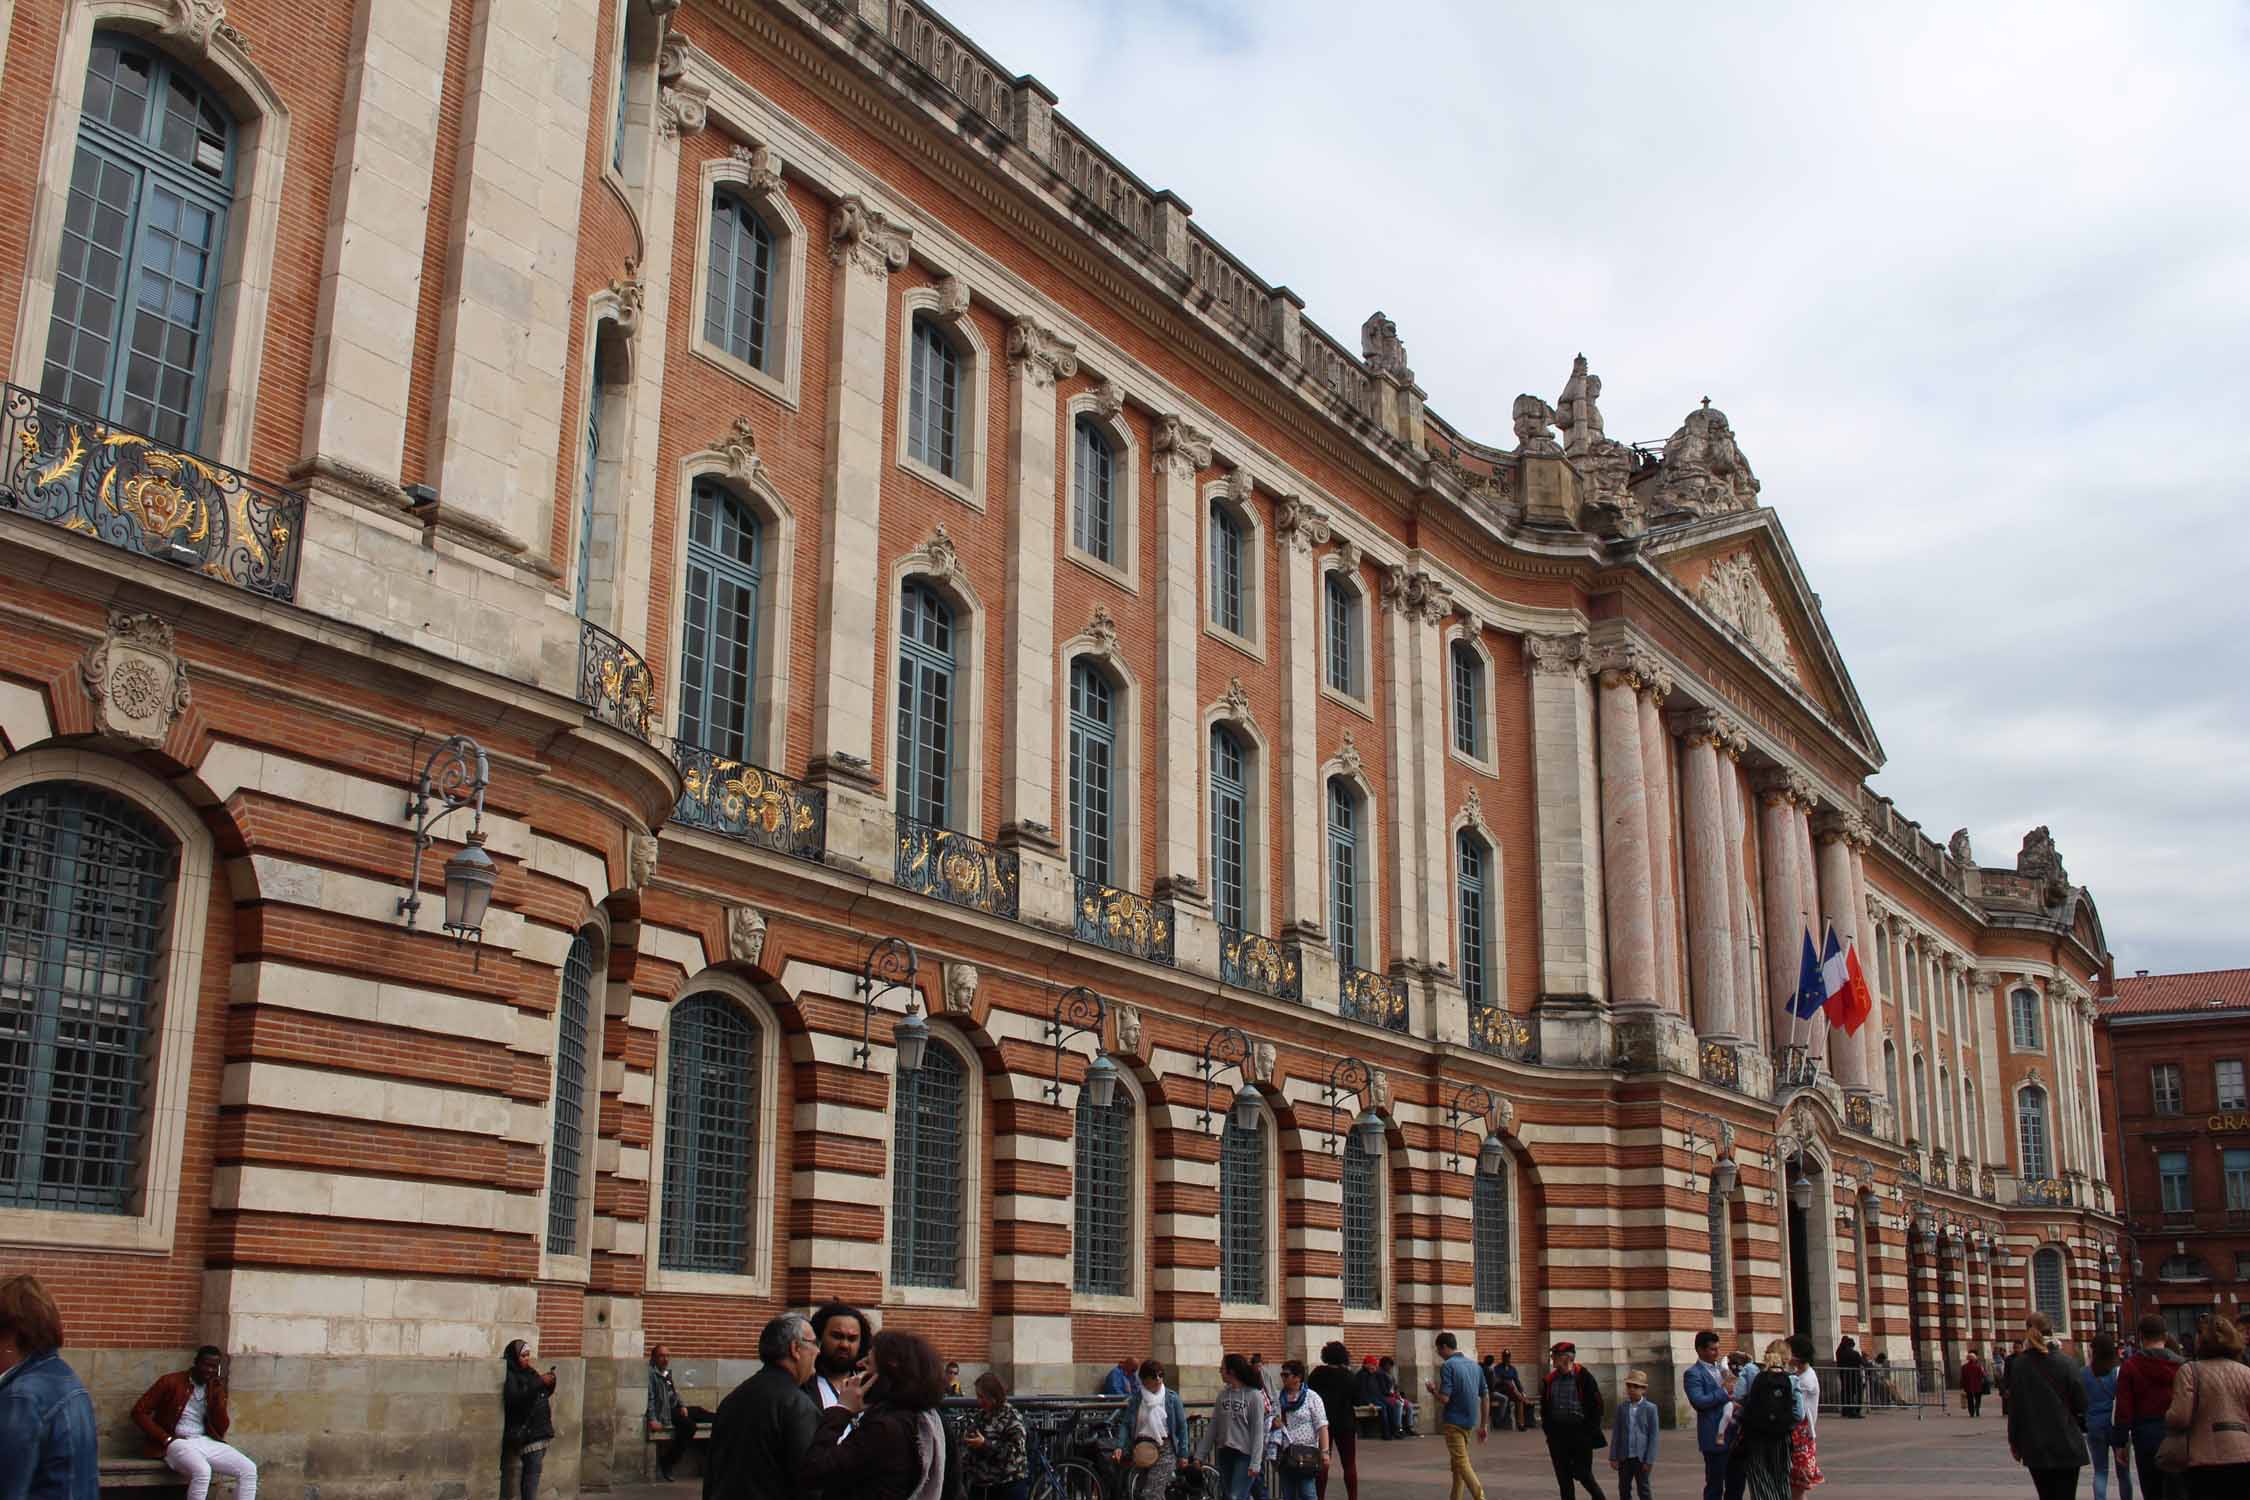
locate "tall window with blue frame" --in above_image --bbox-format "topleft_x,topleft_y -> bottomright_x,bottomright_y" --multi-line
1452,641 -> 1484,756
894,585 -> 955,828
891,1037 -> 965,1287
1209,726 -> 1248,934
1341,1131 -> 1381,1310
42,34 -> 236,451
659,995 -> 759,1274
1328,778 -> 1361,970
1325,573 -> 1358,696
610,23 -> 630,173
906,315 -> 961,478
1209,502 -> 1245,636
677,481 -> 761,762
1067,661 -> 1116,887
704,191 -> 774,371
1458,829 -> 1491,1021
1072,417 -> 1116,564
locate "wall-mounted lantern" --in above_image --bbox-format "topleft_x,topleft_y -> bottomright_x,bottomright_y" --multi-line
1043,985 -> 1117,1111
1443,1083 -> 1507,1177
1323,1055 -> 1384,1156
853,936 -> 923,1073
397,735 -> 496,952
1196,1026 -> 1260,1134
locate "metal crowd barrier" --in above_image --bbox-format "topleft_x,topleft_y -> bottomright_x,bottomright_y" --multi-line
1811,1362 -> 1946,1420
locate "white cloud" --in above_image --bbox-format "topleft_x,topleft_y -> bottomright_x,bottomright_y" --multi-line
946,0 -> 2250,972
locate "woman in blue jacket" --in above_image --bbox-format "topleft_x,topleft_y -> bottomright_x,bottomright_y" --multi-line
2083,1335 -> 2131,1500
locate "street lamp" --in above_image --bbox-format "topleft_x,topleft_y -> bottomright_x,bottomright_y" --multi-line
397,735 -> 496,950
1043,985 -> 1117,1111
1196,1025 -> 1261,1133
853,937 -> 923,1073
1442,1083 -> 1508,1176
1323,1055 -> 1384,1156
1680,1110 -> 1737,1193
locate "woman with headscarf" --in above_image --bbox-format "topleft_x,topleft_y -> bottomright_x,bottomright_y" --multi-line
500,1339 -> 557,1500
797,1329 -> 951,1500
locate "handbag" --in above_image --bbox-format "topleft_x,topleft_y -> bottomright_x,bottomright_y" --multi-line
2157,1361 -> 2202,1475
1279,1442 -> 1325,1477
1130,1439 -> 1161,1470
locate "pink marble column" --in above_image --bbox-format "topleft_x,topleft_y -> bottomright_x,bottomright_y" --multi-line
1814,814 -> 1869,1090
1637,679 -> 1682,1017
1719,735 -> 1757,1045
1674,709 -> 1737,1041
1597,653 -> 1657,1010
1756,771 -> 1804,1048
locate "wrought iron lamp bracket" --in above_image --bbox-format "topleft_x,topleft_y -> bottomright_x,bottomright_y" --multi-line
1445,1082 -> 1499,1174
1197,1026 -> 1253,1134
1042,985 -> 1108,1107
853,936 -> 919,1070
1323,1054 -> 1376,1156
397,734 -> 490,933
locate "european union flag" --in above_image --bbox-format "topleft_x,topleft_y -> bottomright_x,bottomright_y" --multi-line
1789,929 -> 1825,1019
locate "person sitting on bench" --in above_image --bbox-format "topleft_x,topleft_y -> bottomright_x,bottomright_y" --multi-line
647,1346 -> 714,1482
132,1347 -> 257,1500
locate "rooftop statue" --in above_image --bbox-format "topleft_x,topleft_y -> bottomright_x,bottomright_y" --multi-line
1649,398 -> 1761,517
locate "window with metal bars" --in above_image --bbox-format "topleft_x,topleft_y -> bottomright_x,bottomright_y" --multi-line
1341,1131 -> 1381,1311
1324,573 -> 1358,696
1472,1166 -> 1512,1315
1457,831 -> 1488,1012
1067,661 -> 1116,886
43,34 -> 235,451
704,192 -> 774,371
677,481 -> 761,761
2010,987 -> 2042,1049
1210,727 -> 1247,933
894,585 -> 955,828
906,315 -> 960,478
1708,1186 -> 1729,1317
1328,779 -> 1361,971
546,928 -> 599,1255
1072,1087 -> 1133,1296
0,783 -> 175,1214
1072,417 -> 1115,564
1209,502 -> 1245,636
660,995 -> 759,1274
1451,641 -> 1483,756
1219,1109 -> 1266,1305
2032,1247 -> 2066,1326
2016,1085 -> 2050,1181
891,1038 -> 965,1287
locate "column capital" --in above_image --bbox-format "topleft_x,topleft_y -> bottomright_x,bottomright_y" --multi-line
1813,808 -> 1873,848
1153,415 -> 1213,477
1381,563 -> 1453,621
829,196 -> 912,275
1967,968 -> 1997,994
1523,631 -> 1590,677
1669,706 -> 1735,748
1005,315 -> 1079,387
658,82 -> 710,139
1756,766 -> 1815,808
1275,495 -> 1331,550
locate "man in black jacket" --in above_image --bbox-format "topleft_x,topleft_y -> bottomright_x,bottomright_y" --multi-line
706,1314 -> 819,1500
1540,1342 -> 1607,1500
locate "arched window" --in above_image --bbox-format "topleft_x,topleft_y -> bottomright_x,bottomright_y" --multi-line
1911,1055 -> 1930,1145
1072,416 -> 1116,565
1457,830 -> 1492,1017
1209,501 -> 1246,636
1964,1081 -> 1981,1164
1219,1106 -> 1266,1305
2017,1085 -> 2051,1181
1473,1165 -> 1513,1315
1938,1065 -> 1953,1151
677,481 -> 762,761
546,927 -> 600,1256
906,315 -> 961,478
42,35 -> 235,450
1883,1042 -> 1902,1142
1067,661 -> 1116,886
660,996 -> 759,1273
891,1038 -> 965,1288
1209,726 -> 1248,933
704,192 -> 775,371
1341,1130 -> 1381,1311
2011,987 -> 2043,1050
1324,572 -> 1361,697
1452,641 -> 1484,756
2032,1247 -> 2067,1325
1328,778 -> 1362,971
894,584 -> 956,828
1072,1087 -> 1133,1297
0,783 -> 176,1212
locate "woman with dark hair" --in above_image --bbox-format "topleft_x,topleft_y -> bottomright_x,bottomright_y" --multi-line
2082,1336 -> 2128,1500
1269,1360 -> 1330,1500
797,1328 -> 950,1500
1200,1355 -> 1266,1500
1306,1342 -> 1359,1500
959,1371 -> 1027,1500
500,1340 -> 558,1500
0,1274 -> 99,1500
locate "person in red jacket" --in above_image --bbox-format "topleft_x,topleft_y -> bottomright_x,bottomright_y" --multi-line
2111,1314 -> 2187,1500
131,1347 -> 258,1500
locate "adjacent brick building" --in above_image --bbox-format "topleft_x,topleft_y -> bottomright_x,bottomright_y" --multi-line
0,2 -> 2121,1497
2097,968 -> 2250,1339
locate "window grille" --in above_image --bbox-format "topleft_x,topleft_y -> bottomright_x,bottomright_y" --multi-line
1328,779 -> 1360,971
1072,1088 -> 1132,1296
1209,503 -> 1244,636
1220,1110 -> 1266,1305
546,928 -> 598,1255
677,481 -> 761,761
2032,1247 -> 2066,1326
906,316 -> 960,477
704,192 -> 774,370
1209,727 -> 1247,933
1707,1186 -> 1729,1318
2158,1150 -> 2192,1214
1324,573 -> 1356,695
2218,1060 -> 2247,1111
1341,1132 -> 1381,1310
2016,1086 -> 2050,1181
894,585 -> 955,827
891,1039 -> 964,1287
43,35 -> 235,450
1067,662 -> 1115,886
0,783 -> 174,1213
1452,641 -> 1482,755
1473,1167 -> 1512,1315
2010,988 -> 2042,1049
660,996 -> 759,1273
1457,831 -> 1488,1012
1072,417 -> 1115,564
2152,1064 -> 2184,1116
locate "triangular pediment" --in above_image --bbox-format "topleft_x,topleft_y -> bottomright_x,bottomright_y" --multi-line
1642,511 -> 1884,764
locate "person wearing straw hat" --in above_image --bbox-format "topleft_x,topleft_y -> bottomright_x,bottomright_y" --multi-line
1609,1371 -> 1658,1500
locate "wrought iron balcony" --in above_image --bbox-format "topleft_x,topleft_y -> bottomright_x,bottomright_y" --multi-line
1469,1001 -> 1538,1062
672,742 -> 825,861
1339,966 -> 1408,1033
1219,925 -> 1301,1002
1072,878 -> 1175,965
896,816 -> 1019,919
1700,1041 -> 1742,1090
2020,1176 -> 2075,1207
578,619 -> 657,742
2,382 -> 305,600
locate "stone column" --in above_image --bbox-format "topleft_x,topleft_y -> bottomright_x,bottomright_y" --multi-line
1378,566 -> 1425,969
1152,419 -> 1213,901
1756,770 -> 1808,1050
1150,1100 -> 1224,1396
1595,649 -> 1657,1011
1636,674 -> 1682,1016
1814,812 -> 1869,1091
1674,709 -> 1738,1042
1524,634 -> 1605,1006
1718,733 -> 1758,1045
1409,577 -> 1460,1003
1274,500 -> 1332,940
807,202 -> 911,872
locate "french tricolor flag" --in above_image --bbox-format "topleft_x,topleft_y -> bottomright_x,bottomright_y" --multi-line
1820,924 -> 1874,1035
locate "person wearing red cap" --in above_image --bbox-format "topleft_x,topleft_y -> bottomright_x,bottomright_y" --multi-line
1542,1342 -> 1607,1500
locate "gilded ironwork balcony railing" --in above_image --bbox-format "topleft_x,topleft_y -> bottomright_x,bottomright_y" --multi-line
1469,1002 -> 1538,1062
577,619 -> 657,741
1979,1166 -> 1998,1202
2021,1177 -> 2075,1207
2,382 -> 305,600
896,816 -> 1019,919
1844,1093 -> 1875,1134
672,742 -> 826,861
1339,966 -> 1408,1033
1700,1042 -> 1742,1090
1072,878 -> 1174,965
1218,925 -> 1301,1002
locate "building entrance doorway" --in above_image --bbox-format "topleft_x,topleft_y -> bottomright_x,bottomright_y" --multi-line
1787,1182 -> 1813,1341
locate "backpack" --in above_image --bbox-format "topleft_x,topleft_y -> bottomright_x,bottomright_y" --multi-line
1739,1370 -> 1796,1441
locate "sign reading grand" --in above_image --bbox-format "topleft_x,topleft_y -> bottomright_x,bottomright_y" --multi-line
2209,1111 -> 2250,1133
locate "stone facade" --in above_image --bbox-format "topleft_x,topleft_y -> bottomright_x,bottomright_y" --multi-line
0,3 -> 2118,1499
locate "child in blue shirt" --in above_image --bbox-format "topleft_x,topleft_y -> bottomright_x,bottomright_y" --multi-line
1609,1370 -> 1659,1500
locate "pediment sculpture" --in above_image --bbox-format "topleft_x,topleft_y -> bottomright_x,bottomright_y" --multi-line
1647,398 -> 1760,518
1696,554 -> 1797,675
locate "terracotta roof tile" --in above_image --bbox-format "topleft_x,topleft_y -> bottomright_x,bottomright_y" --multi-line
2102,968 -> 2250,1016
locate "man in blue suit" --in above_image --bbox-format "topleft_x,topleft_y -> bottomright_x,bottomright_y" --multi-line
1682,1330 -> 1736,1500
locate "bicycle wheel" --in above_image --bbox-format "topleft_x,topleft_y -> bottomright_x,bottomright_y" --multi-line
1033,1460 -> 1106,1500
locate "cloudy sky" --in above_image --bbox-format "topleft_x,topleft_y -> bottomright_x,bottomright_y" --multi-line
943,0 -> 2250,975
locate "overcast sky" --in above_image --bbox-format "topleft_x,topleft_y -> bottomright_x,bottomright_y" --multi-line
943,0 -> 2250,977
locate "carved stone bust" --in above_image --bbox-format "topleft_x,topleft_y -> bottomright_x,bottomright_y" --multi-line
726,906 -> 767,967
